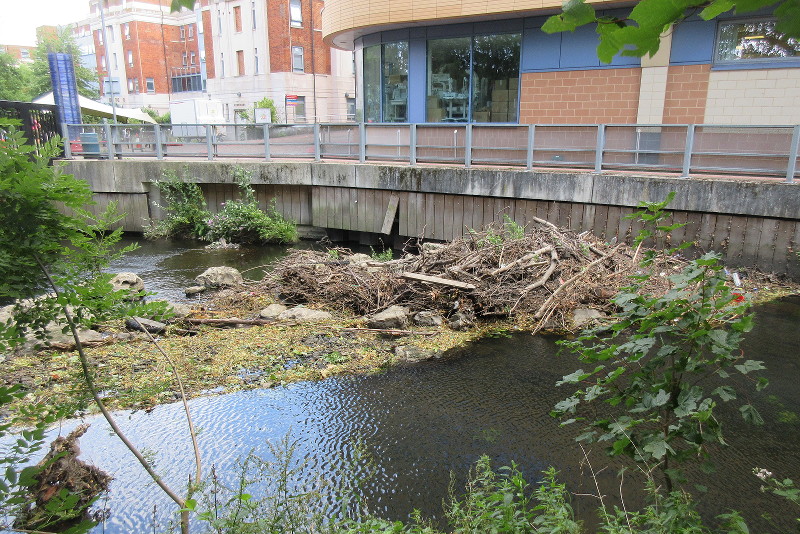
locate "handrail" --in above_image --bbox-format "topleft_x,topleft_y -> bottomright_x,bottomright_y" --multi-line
60,122 -> 800,183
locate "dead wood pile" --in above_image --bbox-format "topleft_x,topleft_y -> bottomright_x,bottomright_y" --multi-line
263,218 -> 682,331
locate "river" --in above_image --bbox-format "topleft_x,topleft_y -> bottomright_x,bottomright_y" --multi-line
16,239 -> 800,532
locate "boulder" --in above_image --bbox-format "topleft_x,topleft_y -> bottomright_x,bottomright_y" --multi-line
185,286 -> 207,297
571,308 -> 606,330
367,305 -> 410,330
194,266 -> 243,288
125,317 -> 167,334
448,312 -> 474,331
23,325 -> 104,352
165,302 -> 192,319
413,311 -> 443,327
348,253 -> 372,265
259,303 -> 288,319
110,272 -> 145,294
277,307 -> 333,323
394,345 -> 436,363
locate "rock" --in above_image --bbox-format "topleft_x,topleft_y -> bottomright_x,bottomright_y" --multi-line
0,304 -> 14,324
23,325 -> 105,352
571,308 -> 606,330
259,303 -> 288,319
110,272 -> 145,296
125,317 -> 167,334
205,238 -> 240,250
277,307 -> 333,323
422,242 -> 446,254
194,266 -> 243,288
348,253 -> 372,265
413,311 -> 443,327
448,312 -> 474,331
185,286 -> 207,297
394,345 -> 436,363
367,305 -> 410,330
166,302 -> 192,319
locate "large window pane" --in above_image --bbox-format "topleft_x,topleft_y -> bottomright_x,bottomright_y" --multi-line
427,37 -> 470,122
716,19 -> 799,63
383,42 -> 409,122
472,33 -> 520,123
363,45 -> 381,122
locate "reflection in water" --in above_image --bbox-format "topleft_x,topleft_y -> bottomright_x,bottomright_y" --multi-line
32,297 -> 800,533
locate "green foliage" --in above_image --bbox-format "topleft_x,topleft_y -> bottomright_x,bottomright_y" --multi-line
0,52 -> 33,102
145,166 -> 210,240
753,468 -> 800,525
205,166 -> 298,245
543,0 -> 800,64
554,196 -> 765,491
502,214 -> 525,240
369,246 -> 393,261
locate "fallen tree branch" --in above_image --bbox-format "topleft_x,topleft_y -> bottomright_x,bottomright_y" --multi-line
401,272 -> 476,290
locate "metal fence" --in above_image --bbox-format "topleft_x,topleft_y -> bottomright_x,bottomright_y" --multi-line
1,100 -> 62,156
62,122 -> 800,183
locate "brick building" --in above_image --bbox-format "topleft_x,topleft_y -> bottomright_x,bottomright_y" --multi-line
320,0 -> 800,126
73,0 -> 354,122
0,44 -> 35,64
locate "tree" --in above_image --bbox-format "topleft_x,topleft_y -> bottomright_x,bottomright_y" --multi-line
0,53 -> 33,102
30,26 -> 98,99
543,0 -> 800,63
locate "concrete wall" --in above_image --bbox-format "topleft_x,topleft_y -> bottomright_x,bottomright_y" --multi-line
63,159 -> 800,276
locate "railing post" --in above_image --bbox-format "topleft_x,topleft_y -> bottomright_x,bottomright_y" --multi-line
314,123 -> 321,161
154,124 -> 163,160
410,123 -> 417,166
263,124 -> 271,161
682,124 -> 695,178
594,124 -> 605,173
104,121 -> 114,160
359,122 -> 366,163
206,124 -> 214,160
786,124 -> 800,184
526,124 -> 535,170
62,123 -> 72,159
465,124 -> 472,168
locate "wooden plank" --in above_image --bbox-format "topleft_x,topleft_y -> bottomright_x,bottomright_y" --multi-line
398,192 -> 408,237
327,187 -> 337,230
311,186 -> 322,227
461,195 -> 474,234
568,203 -> 583,231
755,218 -> 779,272
535,200 -> 549,223
300,186 -> 311,225
696,212 -> 716,253
349,188 -> 359,232
381,193 -> 400,235
581,204 -> 596,234
593,204 -> 610,241
771,219 -> 795,273
669,211 -> 689,249
741,216 -> 763,268
401,272 -> 476,290
787,222 -> 800,279
442,195 -> 455,241
405,192 -> 418,237
604,206 -> 622,242
452,195 -> 465,239
363,189 -> 376,233
725,215 -> 748,265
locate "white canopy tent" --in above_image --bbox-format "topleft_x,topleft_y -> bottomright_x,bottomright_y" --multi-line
34,92 -> 157,124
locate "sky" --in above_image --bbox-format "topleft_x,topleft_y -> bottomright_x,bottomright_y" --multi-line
0,0 -> 91,46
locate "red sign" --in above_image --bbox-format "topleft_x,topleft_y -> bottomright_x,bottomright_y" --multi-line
285,94 -> 298,106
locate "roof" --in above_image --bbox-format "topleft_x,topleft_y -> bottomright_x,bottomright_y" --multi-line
34,92 -> 157,124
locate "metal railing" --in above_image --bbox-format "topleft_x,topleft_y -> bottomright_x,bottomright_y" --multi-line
61,122 -> 800,183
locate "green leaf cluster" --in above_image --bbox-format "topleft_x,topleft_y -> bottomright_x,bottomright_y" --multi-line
543,0 -> 800,64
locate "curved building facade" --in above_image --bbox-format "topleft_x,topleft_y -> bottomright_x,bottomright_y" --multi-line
321,0 -> 800,125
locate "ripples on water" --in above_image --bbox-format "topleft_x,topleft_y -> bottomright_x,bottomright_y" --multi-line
27,297 -> 799,533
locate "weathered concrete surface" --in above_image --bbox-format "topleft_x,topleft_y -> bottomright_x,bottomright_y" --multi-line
62,160 -> 800,220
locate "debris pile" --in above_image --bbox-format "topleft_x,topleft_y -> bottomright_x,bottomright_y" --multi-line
263,218 -> 682,332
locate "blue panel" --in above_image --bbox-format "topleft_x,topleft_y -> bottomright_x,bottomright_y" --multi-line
427,23 -> 473,38
521,26 -> 561,72
608,50 -> 640,67
670,19 -> 714,65
48,52 -> 82,137
560,25 -> 601,69
408,38 -> 427,123
410,27 -> 427,40
382,29 -> 410,43
473,19 -> 522,34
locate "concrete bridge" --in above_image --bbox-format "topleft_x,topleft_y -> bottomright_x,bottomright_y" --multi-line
64,158 -> 800,278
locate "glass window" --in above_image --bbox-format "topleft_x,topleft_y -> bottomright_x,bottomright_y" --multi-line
146,78 -> 155,93
252,1 -> 257,29
715,19 -> 799,63
471,33 -> 520,123
127,50 -> 133,67
427,37 -> 470,122
127,78 -> 133,91
106,25 -> 114,42
234,6 -> 242,32
221,52 -> 225,77
292,46 -> 304,72
97,29 -> 103,45
254,47 -> 259,74
383,41 -> 409,122
190,51 -> 196,64
295,96 -> 306,122
363,45 -> 381,122
180,25 -> 186,39
123,23 -> 130,39
188,24 -> 194,38
290,0 -> 302,28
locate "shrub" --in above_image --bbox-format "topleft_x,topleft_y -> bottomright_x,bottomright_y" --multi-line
145,167 -> 209,239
